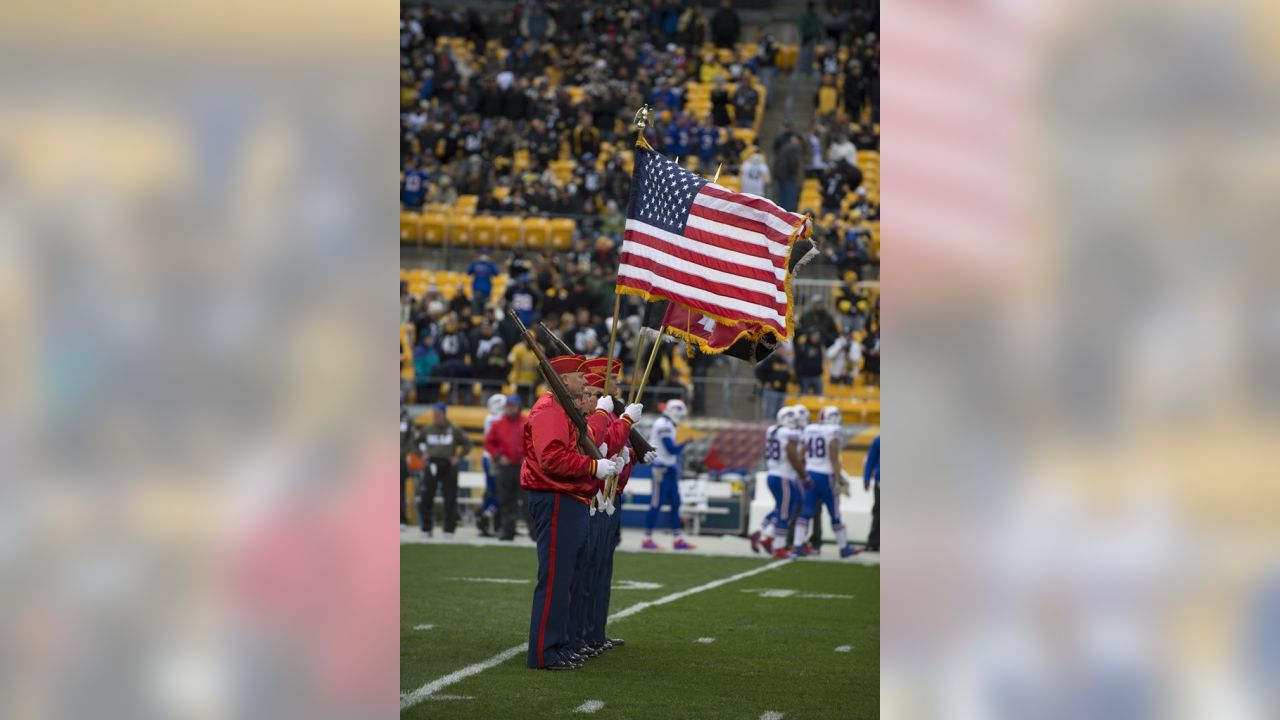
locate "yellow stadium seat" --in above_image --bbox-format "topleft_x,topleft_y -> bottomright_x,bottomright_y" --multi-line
513,149 -> 531,173
731,127 -> 756,146
445,215 -> 473,248
522,217 -> 550,249
420,213 -> 446,246
548,218 -> 575,251
550,160 -> 575,185
424,202 -> 450,215
400,212 -> 422,244
472,215 -> 497,248
718,175 -> 741,192
495,216 -> 522,249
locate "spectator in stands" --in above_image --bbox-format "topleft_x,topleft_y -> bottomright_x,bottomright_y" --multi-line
664,112 -> 695,160
601,200 -> 625,241
413,335 -> 439,403
567,308 -> 603,354
433,315 -> 473,404
506,338 -> 541,406
472,320 -> 509,394
400,401 -> 418,528
799,298 -> 839,345
465,252 -> 500,314
519,4 -> 556,41
678,4 -> 708,50
805,122 -> 827,178
798,2 -> 822,76
740,150 -> 770,197
428,175 -> 458,204
862,328 -> 880,386
794,328 -> 826,396
401,159 -> 428,210
732,80 -> 759,128
826,328 -> 862,386
710,0 -> 742,49
774,135 -> 803,212
710,77 -> 733,127
416,402 -> 474,538
572,112 -> 602,157
756,345 -> 792,421
485,395 -> 530,541
695,117 -> 721,169
754,32 -> 779,104
504,274 -> 540,327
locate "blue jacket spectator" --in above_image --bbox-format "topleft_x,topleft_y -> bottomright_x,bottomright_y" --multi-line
401,164 -> 428,209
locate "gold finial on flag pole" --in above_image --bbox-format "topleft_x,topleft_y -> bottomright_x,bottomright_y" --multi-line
711,163 -> 723,184
633,105 -> 653,150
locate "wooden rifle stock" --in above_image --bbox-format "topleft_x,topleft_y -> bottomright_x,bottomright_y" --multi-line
509,310 -> 602,462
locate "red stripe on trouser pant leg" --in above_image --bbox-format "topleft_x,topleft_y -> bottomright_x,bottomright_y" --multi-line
536,494 -> 561,667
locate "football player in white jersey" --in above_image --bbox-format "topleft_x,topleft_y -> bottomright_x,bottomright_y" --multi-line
751,406 -> 806,558
476,393 -> 506,536
643,399 -> 695,550
794,406 -> 861,558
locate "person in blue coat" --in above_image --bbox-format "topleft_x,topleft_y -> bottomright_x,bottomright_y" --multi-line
863,434 -> 879,551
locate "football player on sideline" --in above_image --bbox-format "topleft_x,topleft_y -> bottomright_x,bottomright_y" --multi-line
793,406 -> 861,559
643,399 -> 695,550
751,406 -> 806,558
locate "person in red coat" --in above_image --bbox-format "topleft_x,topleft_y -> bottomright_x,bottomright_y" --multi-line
483,395 -> 529,541
523,353 -> 622,671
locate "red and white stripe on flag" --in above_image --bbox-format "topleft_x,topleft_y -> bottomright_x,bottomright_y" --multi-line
618,160 -> 810,342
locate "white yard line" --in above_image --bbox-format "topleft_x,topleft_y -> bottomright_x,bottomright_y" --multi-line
695,637 -> 716,644
759,712 -> 785,720
413,624 -> 434,631
449,577 -> 530,584
834,645 -> 853,653
429,695 -> 475,701
400,558 -> 789,711
400,645 -> 525,710
573,699 -> 606,713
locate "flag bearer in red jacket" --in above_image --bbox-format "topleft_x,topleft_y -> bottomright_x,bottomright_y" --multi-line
523,353 -> 622,671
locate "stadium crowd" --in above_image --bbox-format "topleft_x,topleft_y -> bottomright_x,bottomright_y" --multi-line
400,0 -> 881,412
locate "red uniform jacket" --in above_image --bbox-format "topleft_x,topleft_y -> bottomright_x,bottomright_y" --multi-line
587,409 -> 637,493
519,392 -> 599,504
484,414 -> 527,464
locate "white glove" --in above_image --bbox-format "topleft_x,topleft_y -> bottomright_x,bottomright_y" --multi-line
597,443 -> 609,457
594,458 -> 620,479
596,490 -> 606,506
595,395 -> 614,414
616,447 -> 631,466
622,403 -> 644,422
643,450 -> 657,464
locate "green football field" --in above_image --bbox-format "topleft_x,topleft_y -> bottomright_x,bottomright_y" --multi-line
401,543 -> 879,719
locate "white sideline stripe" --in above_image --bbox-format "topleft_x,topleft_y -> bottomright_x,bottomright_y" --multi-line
835,645 -> 853,653
759,712 -> 785,720
574,699 -> 606,714
695,637 -> 716,644
449,577 -> 530,584
608,559 -> 789,622
401,558 -> 788,710
430,695 -> 474,701
413,624 -> 434,631
400,644 -> 524,710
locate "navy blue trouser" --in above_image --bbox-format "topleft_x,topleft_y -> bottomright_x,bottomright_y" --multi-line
527,491 -> 589,668
591,509 -> 623,645
569,508 -> 602,651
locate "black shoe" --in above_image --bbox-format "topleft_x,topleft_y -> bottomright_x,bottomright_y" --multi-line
539,659 -> 580,671
498,535 -> 514,542
477,515 -> 492,536
594,641 -> 612,653
607,637 -> 625,647
580,645 -> 601,658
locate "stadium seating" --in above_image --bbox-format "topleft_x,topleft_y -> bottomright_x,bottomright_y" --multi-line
421,213 -> 446,246
548,218 -> 574,250
400,212 -> 421,244
522,217 -> 550,249
495,215 -> 522,248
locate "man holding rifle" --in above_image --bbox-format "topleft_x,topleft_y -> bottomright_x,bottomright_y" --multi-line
523,353 -> 625,671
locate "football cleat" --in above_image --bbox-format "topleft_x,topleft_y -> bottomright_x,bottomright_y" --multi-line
641,538 -> 660,550
840,546 -> 862,559
772,547 -> 792,559
749,531 -> 762,554
607,637 -> 626,647
673,538 -> 696,551
540,659 -> 581,671
762,535 -> 775,554
792,545 -> 815,557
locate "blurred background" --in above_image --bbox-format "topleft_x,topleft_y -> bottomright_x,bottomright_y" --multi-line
2,0 -> 1279,717
883,0 -> 1280,718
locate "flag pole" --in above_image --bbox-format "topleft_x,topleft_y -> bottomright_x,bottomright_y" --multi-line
604,297 -> 622,397
631,326 -> 667,407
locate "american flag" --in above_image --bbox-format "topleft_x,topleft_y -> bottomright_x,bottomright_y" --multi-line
618,145 -> 810,343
